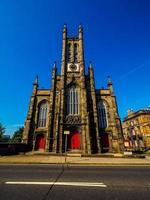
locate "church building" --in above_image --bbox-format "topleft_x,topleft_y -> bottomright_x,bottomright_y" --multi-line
22,25 -> 124,155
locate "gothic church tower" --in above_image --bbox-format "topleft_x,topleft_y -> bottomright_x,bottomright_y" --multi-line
22,25 -> 124,154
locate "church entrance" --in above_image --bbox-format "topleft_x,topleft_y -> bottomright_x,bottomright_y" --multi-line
68,130 -> 80,150
35,134 -> 46,150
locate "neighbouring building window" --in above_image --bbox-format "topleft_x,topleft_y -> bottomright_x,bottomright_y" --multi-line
74,43 -> 78,63
38,101 -> 48,127
67,85 -> 80,115
67,43 -> 71,62
97,101 -> 108,129
132,129 -> 136,136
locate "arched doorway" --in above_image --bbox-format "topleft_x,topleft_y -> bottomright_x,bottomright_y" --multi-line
35,134 -> 46,150
68,130 -> 80,150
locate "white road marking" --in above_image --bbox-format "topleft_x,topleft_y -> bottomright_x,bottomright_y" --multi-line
5,181 -> 107,187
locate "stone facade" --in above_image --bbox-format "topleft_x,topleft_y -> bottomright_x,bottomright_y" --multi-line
22,25 -> 124,155
123,108 -> 150,151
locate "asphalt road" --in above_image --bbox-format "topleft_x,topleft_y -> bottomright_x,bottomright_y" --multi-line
0,164 -> 150,200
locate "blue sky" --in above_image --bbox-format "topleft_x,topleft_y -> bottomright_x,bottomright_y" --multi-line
0,0 -> 150,135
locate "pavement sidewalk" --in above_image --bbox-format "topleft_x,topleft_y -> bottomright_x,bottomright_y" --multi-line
0,155 -> 150,165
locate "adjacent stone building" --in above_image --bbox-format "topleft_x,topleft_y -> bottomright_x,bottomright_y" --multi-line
123,108 -> 150,151
22,25 -> 124,155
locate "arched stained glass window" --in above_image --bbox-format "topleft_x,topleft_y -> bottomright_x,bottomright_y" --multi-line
74,43 -> 78,63
67,86 -> 80,115
97,101 -> 108,129
38,101 -> 48,127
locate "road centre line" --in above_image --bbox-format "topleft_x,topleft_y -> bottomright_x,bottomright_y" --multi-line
5,181 -> 107,187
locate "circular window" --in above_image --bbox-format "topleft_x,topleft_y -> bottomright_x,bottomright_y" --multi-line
69,64 -> 77,71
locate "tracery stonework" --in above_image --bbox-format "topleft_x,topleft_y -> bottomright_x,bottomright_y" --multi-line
22,25 -> 124,154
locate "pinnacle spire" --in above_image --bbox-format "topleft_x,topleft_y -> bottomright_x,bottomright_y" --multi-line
78,24 -> 83,31
63,24 -> 67,31
32,75 -> 38,95
107,75 -> 112,85
53,61 -> 56,69
89,61 -> 93,68
34,75 -> 38,85
62,24 -> 67,39
107,76 -> 114,94
78,24 -> 83,39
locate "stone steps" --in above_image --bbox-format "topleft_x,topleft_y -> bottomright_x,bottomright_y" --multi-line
67,153 -> 82,157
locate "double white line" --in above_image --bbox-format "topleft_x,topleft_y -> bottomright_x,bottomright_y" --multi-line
5,181 -> 107,187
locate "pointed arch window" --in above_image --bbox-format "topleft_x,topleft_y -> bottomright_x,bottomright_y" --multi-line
38,101 -> 48,127
74,43 -> 78,63
97,101 -> 108,129
67,85 -> 80,115
67,43 -> 71,62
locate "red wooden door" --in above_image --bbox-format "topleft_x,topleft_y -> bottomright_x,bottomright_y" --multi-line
71,131 -> 80,149
36,135 -> 46,150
